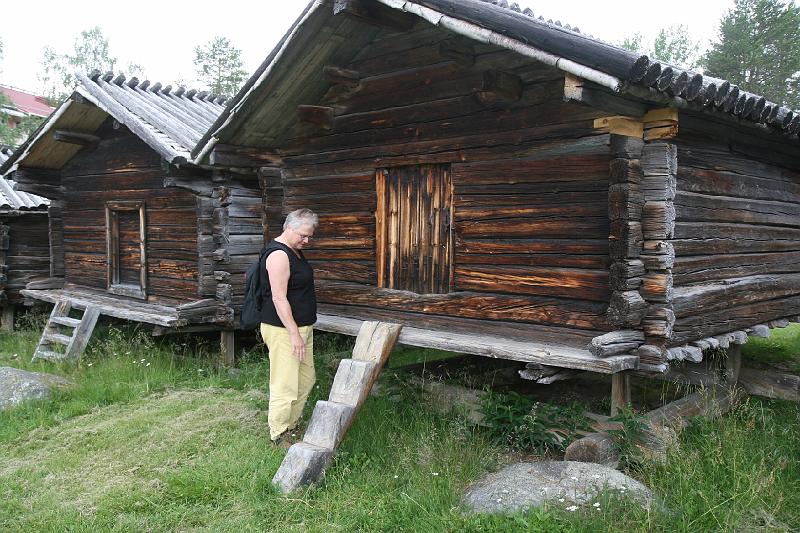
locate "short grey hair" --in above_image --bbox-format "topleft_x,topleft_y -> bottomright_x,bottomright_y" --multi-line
283,208 -> 319,231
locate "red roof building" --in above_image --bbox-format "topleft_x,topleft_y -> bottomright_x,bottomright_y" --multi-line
0,85 -> 55,118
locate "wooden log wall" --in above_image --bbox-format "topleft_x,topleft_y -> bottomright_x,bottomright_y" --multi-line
0,213 -> 51,303
61,121 -> 199,305
207,172 -> 264,311
671,112 -> 800,345
276,25 -> 615,336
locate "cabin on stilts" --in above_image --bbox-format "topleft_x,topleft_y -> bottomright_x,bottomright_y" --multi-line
0,72 -> 265,363
188,0 -> 800,407
0,174 -> 50,331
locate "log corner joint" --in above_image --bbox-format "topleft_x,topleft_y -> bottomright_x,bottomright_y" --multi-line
593,107 -> 679,140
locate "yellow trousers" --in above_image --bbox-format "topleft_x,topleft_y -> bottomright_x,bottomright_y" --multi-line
261,323 -> 315,440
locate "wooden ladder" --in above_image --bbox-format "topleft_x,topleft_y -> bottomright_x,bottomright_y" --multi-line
272,321 -> 402,493
32,300 -> 101,363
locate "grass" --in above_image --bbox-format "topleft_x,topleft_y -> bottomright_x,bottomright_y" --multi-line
0,309 -> 799,531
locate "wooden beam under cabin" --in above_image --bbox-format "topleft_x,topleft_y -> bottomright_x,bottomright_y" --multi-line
208,144 -> 283,168
333,0 -> 417,31
52,130 -> 101,147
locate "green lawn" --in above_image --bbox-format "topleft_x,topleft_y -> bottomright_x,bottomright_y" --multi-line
0,311 -> 798,532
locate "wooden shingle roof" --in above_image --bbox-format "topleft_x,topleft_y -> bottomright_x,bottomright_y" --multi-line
0,72 -> 229,175
192,0 -> 800,161
0,176 -> 48,210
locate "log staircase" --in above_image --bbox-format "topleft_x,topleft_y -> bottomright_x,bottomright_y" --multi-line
272,320 -> 402,493
32,300 -> 100,363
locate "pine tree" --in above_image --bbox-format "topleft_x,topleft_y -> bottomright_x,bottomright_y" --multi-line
702,0 -> 800,109
193,37 -> 248,97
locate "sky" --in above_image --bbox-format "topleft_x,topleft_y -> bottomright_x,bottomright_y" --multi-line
0,0 -> 738,95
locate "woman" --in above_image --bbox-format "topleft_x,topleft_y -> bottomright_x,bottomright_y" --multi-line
260,208 -> 318,448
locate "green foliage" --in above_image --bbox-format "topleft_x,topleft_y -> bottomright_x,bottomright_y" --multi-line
742,323 -> 800,374
618,33 -> 644,53
653,25 -> 700,67
618,26 -> 700,68
193,36 -> 248,97
702,0 -> 800,109
481,390 -> 591,454
39,27 -> 118,104
607,406 -> 649,466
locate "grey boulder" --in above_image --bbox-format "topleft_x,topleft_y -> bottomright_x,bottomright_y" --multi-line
0,366 -> 73,411
463,461 -> 653,514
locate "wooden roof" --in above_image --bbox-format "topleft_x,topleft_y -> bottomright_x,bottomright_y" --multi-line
0,176 -> 48,210
0,72 -> 229,174
192,0 -> 800,161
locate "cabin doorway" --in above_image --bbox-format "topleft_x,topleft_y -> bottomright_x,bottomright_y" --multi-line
105,201 -> 147,299
375,164 -> 454,294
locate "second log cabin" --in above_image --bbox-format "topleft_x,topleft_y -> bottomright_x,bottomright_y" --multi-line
0,72 -> 267,361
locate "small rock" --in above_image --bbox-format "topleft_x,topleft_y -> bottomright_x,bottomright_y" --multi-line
463,461 -> 652,514
0,367 -> 73,411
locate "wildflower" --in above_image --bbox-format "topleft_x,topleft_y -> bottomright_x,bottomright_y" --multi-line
141,358 -> 146,363
393,475 -> 398,479
566,505 -> 578,512
146,362 -> 151,367
593,503 -> 600,508
570,476 -> 578,481
87,362 -> 93,367
496,498 -> 502,503
558,498 -> 565,503
431,472 -> 439,476
593,474 -> 601,479
11,353 -> 17,358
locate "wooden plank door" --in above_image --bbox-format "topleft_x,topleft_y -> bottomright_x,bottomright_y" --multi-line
376,164 -> 453,294
106,201 -> 147,299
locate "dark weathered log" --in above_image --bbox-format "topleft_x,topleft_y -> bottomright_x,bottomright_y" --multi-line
667,71 -> 688,97
606,290 -> 648,327
587,330 -> 645,357
641,62 -> 662,87
642,201 -> 676,239
208,144 -> 283,168
722,85 -> 739,113
52,130 -> 101,146
608,183 -> 644,220
565,384 -> 747,465
641,271 -> 673,302
628,56 -> 650,83
685,73 -> 704,101
739,367 -> 799,402
297,105 -> 335,131
609,220 -> 643,259
323,65 -> 361,87
333,0 -> 417,30
476,70 -> 523,103
609,259 -> 645,291
641,240 -> 674,270
672,274 -> 800,318
655,67 -> 674,92
609,136 -> 644,159
712,81 -> 730,108
438,38 -> 475,66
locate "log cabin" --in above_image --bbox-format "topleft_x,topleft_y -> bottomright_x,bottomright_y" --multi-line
0,175 -> 49,330
186,0 -> 800,397
0,72 -> 266,363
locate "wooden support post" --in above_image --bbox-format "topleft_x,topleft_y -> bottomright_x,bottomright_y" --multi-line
220,330 -> 235,367
273,321 -> 402,493
1,305 -> 14,333
724,344 -> 742,384
610,372 -> 631,416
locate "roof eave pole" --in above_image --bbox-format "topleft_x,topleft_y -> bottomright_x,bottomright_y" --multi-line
377,0 -> 623,93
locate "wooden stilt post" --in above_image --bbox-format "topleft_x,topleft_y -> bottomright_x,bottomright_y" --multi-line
0,305 -> 14,333
724,344 -> 742,384
610,371 -> 631,416
220,330 -> 235,367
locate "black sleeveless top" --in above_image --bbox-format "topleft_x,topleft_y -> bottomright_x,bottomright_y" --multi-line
260,240 -> 317,327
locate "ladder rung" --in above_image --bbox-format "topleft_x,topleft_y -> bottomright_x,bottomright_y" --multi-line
33,349 -> 68,362
43,332 -> 73,346
50,316 -> 81,328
